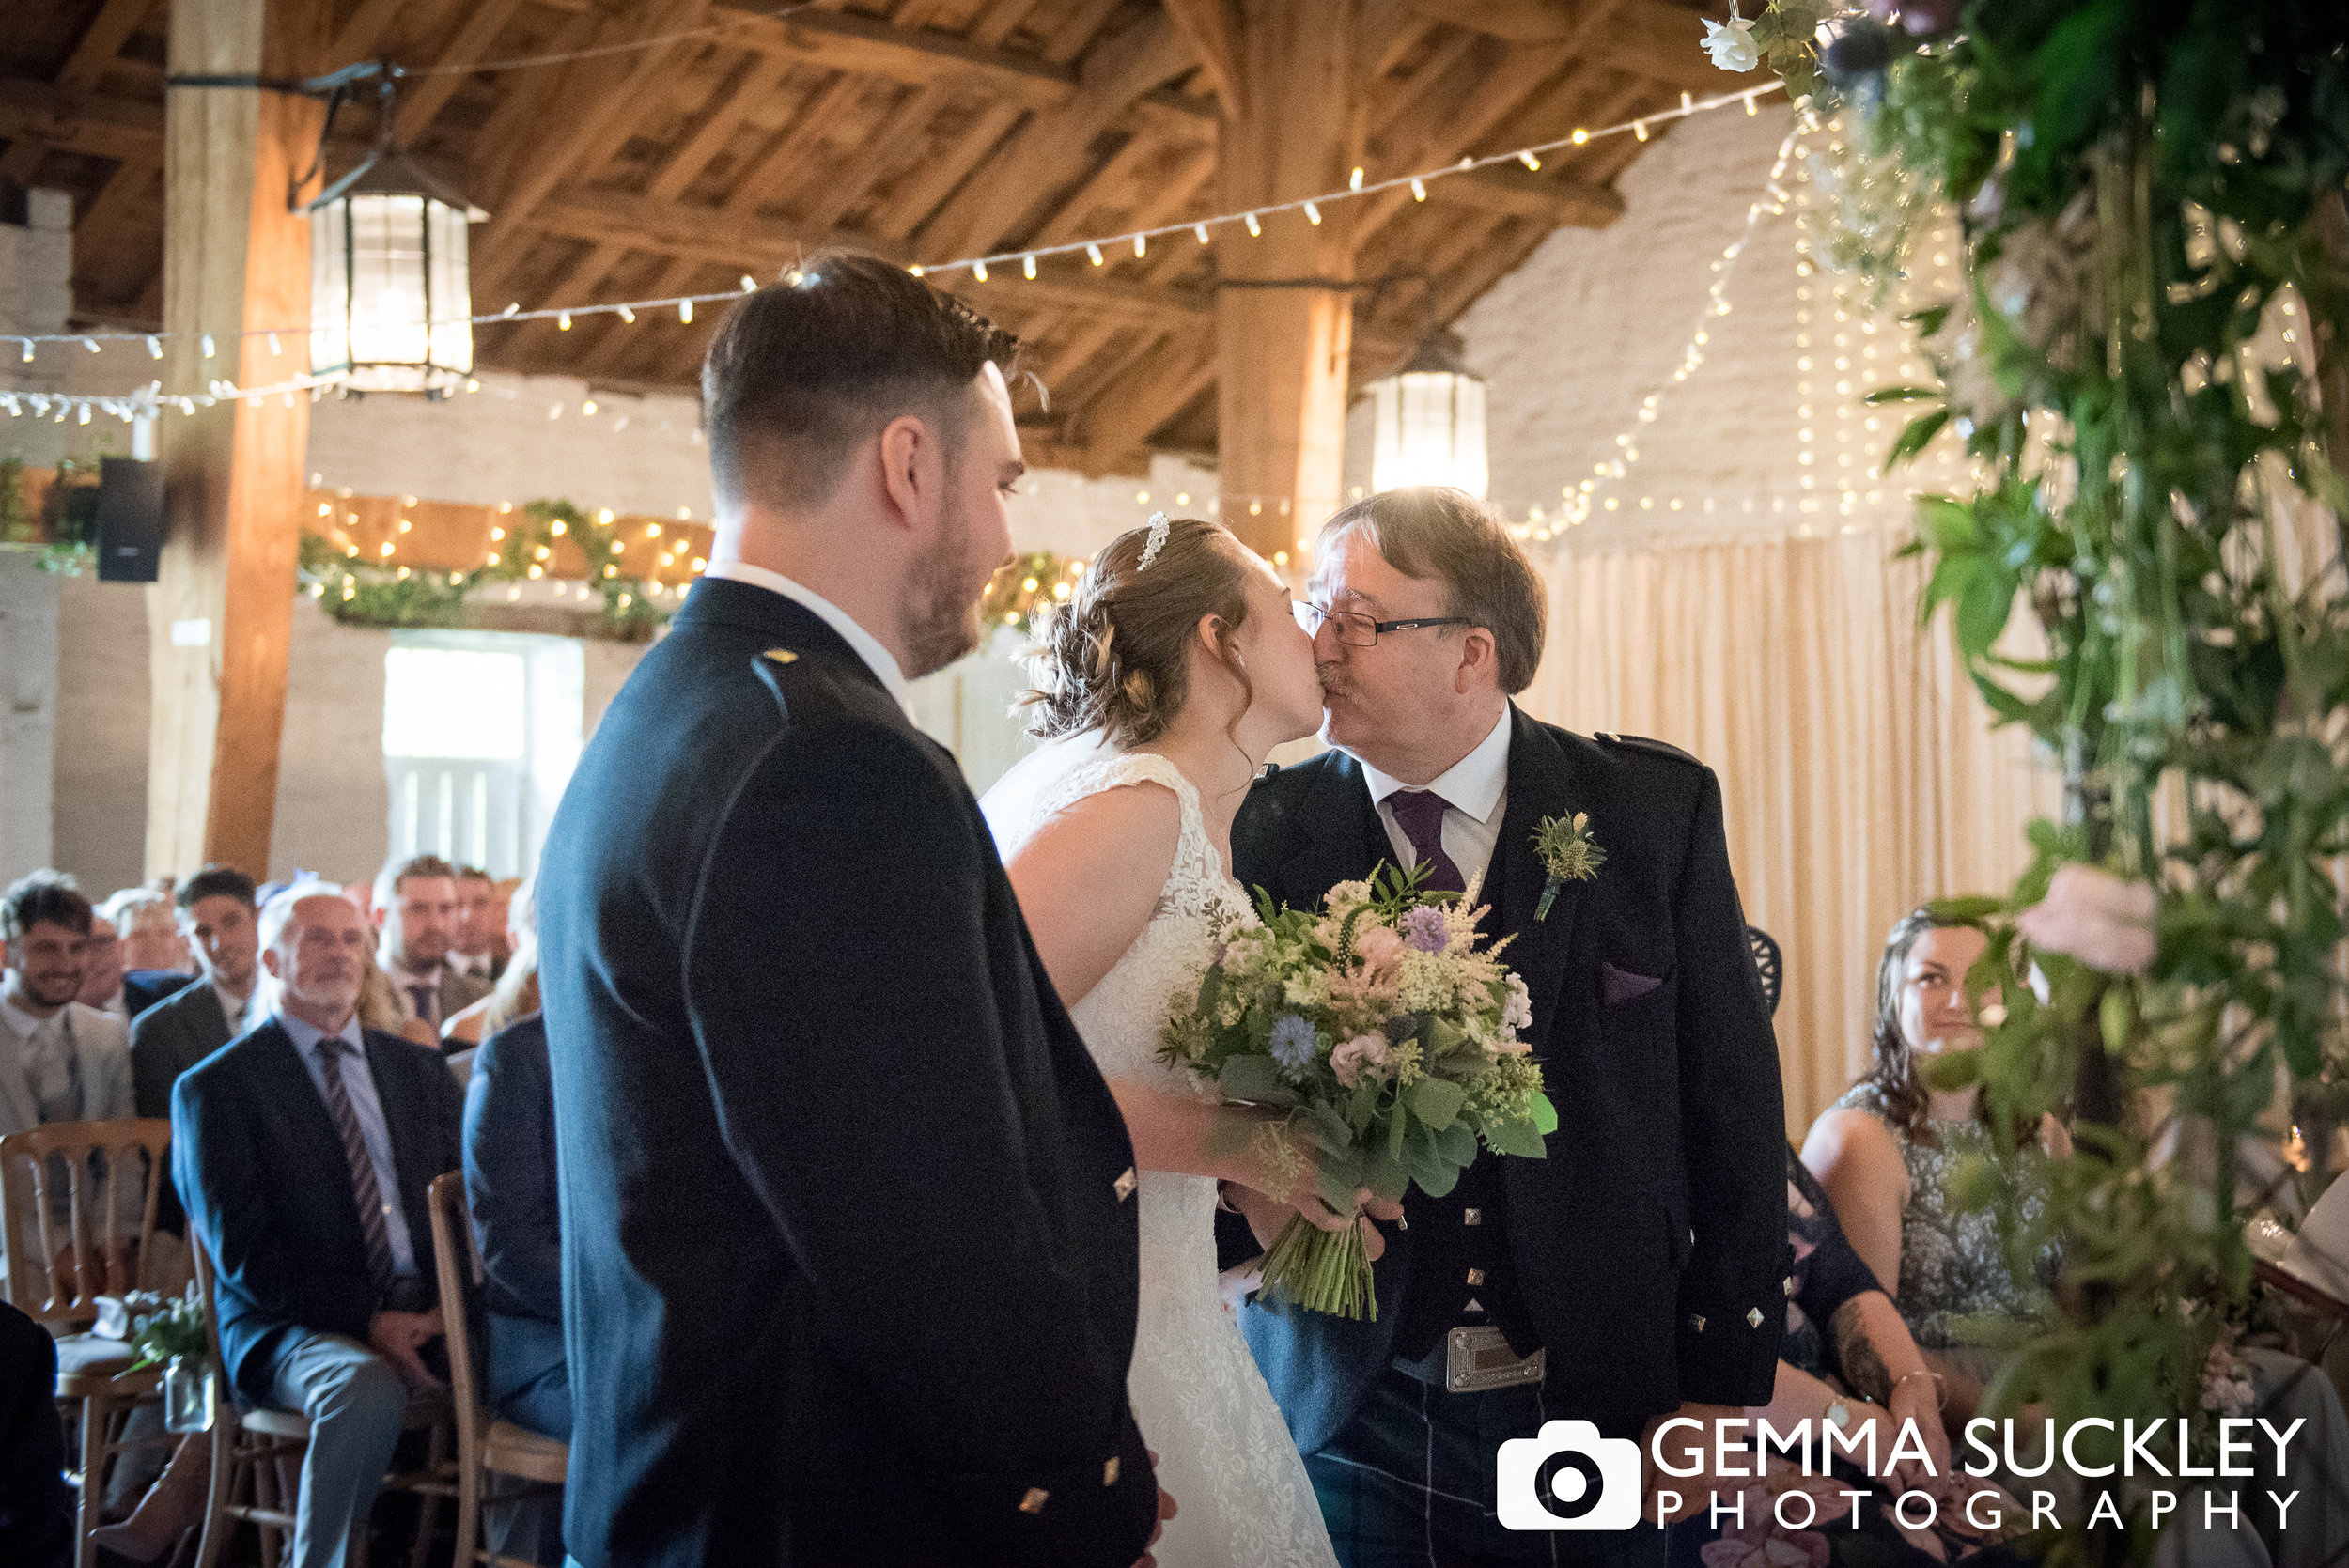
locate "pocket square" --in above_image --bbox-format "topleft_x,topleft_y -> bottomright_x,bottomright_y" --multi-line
1602,962 -> 1664,1007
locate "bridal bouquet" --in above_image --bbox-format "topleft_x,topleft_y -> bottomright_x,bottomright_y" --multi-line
1158,864 -> 1556,1319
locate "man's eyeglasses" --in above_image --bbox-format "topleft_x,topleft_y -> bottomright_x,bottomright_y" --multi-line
1292,601 -> 1471,648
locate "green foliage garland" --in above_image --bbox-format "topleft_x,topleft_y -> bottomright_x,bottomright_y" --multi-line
300,498 -> 671,636
1756,3 -> 2349,1557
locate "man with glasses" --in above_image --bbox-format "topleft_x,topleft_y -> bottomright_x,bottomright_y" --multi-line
1223,487 -> 1789,1568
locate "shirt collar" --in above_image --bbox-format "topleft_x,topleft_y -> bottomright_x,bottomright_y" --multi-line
278,1008 -> 366,1060
701,560 -> 912,716
0,994 -> 54,1040
1359,706 -> 1514,825
214,979 -> 255,1028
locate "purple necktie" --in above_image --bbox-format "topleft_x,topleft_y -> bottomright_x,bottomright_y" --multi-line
1387,789 -> 1466,894
406,983 -> 436,1028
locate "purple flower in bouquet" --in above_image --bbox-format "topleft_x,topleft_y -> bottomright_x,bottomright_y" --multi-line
1401,905 -> 1449,954
1268,1015 -> 1319,1077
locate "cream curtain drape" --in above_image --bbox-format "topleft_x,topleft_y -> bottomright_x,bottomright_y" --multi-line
1518,529 -> 2062,1139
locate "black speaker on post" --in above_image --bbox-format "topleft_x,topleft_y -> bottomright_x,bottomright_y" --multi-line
94,457 -> 165,582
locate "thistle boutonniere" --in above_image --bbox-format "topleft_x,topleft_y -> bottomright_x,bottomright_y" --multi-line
1532,813 -> 1606,921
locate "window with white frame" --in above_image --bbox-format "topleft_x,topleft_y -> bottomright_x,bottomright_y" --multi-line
381,634 -> 583,878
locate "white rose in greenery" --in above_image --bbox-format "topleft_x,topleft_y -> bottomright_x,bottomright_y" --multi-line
1701,14 -> 1761,71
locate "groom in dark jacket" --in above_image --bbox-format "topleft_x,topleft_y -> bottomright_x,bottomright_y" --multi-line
537,256 -> 1161,1568
1221,488 -> 1788,1565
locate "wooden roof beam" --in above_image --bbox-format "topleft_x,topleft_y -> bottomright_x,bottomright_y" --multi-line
1431,163 -> 1623,227
711,2 -> 1078,108
1159,0 -> 1242,103
1404,0 -> 1763,94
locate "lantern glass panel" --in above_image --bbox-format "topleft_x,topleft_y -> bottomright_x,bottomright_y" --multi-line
309,191 -> 473,393
1370,369 -> 1489,498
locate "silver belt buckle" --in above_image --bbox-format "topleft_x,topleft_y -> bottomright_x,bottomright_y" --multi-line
1445,1326 -> 1545,1393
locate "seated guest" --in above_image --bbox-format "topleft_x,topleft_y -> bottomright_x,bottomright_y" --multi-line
1808,908 -> 2349,1565
75,916 -> 126,1015
372,857 -> 489,1039
1802,909 -> 2069,1408
1,873 -> 135,1287
130,865 -> 264,1120
104,889 -> 194,1017
173,884 -> 465,1568
443,881 -> 537,1050
448,867 -> 504,985
460,943 -> 564,1563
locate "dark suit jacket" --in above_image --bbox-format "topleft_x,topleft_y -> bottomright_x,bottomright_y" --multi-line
1224,707 -> 1789,1449
131,981 -> 240,1234
537,580 -> 1158,1568
460,1012 -> 564,1407
123,970 -> 194,1023
170,1017 -> 465,1402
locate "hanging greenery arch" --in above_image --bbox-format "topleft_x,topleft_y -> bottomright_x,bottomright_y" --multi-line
1754,3 -> 2349,1560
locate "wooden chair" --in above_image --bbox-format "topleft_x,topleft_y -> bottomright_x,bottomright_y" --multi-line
0,1117 -> 178,1568
189,1241 -> 459,1568
425,1172 -> 568,1568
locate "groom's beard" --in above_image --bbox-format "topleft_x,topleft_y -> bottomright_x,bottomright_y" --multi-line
899,507 -> 990,679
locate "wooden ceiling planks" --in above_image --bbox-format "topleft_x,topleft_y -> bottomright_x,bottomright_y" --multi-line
1,0 -> 1736,472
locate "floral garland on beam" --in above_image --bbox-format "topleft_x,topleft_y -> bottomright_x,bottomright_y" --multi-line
300,498 -> 681,636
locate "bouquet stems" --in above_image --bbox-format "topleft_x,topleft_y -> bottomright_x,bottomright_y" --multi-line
1255,1213 -> 1377,1321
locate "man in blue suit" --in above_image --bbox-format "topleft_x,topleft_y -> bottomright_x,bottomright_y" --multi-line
173,885 -> 464,1568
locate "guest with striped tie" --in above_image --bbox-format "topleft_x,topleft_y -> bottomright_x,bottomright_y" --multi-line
172,883 -> 464,1568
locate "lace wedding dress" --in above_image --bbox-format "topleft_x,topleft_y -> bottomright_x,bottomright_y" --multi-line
984,743 -> 1338,1568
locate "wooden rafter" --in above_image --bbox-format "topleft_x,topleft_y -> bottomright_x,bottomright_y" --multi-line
3,0 -> 1719,467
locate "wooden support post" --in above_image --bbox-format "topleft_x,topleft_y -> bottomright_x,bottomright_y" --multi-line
148,0 -> 325,879
1212,0 -> 1363,564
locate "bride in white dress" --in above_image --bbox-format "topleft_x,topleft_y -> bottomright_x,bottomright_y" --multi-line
983,514 -> 1369,1568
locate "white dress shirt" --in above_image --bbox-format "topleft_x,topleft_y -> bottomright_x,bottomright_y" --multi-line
1359,707 -> 1515,893
278,1010 -> 418,1276
701,560 -> 911,716
213,980 -> 258,1038
0,994 -> 78,1123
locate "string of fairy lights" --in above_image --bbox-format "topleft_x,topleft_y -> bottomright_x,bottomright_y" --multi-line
3,80 -> 1787,391
9,83 -> 1963,567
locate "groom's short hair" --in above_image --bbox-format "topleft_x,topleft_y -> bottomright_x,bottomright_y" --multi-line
1314,488 -> 1548,694
701,253 -> 1021,511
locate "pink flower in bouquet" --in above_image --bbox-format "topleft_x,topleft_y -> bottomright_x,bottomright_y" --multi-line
2015,863 -> 2156,975
1330,1034 -> 1390,1087
1355,924 -> 1405,970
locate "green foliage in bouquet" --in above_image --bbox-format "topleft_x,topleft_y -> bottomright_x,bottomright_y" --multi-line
1753,3 -> 2349,1558
1159,862 -> 1557,1319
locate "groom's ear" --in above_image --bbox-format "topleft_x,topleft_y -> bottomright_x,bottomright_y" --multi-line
874,411 -> 941,534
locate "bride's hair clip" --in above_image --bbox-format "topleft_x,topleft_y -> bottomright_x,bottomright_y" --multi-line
1136,511 -> 1173,572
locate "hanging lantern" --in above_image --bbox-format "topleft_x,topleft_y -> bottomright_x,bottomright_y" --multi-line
307,150 -> 484,396
1367,332 -> 1488,498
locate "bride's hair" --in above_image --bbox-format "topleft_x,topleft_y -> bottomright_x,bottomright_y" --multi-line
1021,516 -> 1255,746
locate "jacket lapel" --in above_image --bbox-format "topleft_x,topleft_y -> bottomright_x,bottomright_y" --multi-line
1488,707 -> 1592,1062
1265,752 -> 1392,911
254,1022 -> 364,1209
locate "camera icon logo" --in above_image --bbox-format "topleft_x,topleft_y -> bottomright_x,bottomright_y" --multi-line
1497,1420 -> 1643,1531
